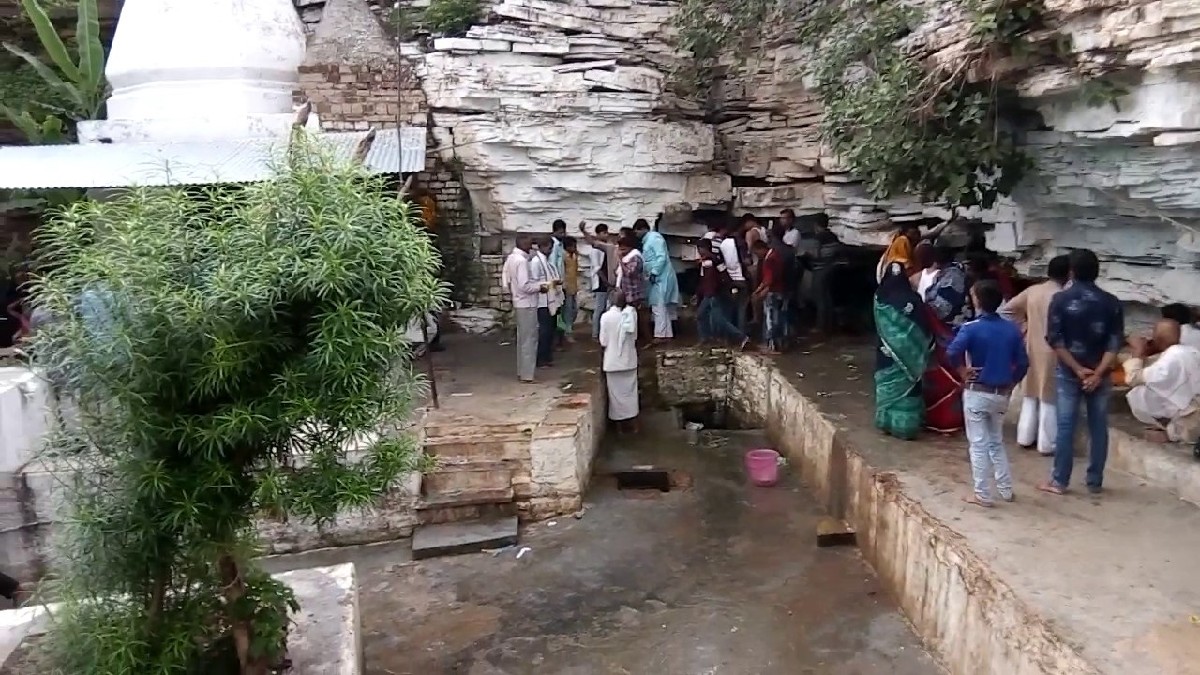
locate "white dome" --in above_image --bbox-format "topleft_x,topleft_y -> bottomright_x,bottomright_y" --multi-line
104,0 -> 306,121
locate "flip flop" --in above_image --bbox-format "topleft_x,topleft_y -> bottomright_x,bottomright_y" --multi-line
1037,482 -> 1067,495
962,495 -> 993,508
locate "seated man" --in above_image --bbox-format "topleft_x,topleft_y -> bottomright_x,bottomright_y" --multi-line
1125,319 -> 1200,444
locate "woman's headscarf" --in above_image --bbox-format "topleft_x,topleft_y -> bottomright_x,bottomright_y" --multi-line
876,261 -> 930,332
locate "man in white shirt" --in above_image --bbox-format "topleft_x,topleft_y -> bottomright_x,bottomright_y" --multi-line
598,289 -> 639,433
580,222 -> 618,341
780,208 -> 801,248
718,221 -> 748,332
530,235 -> 563,369
1125,319 -> 1200,444
503,237 -> 547,383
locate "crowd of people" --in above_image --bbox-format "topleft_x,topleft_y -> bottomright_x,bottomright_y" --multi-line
501,211 -> 1200,495
872,237 -> 1200,506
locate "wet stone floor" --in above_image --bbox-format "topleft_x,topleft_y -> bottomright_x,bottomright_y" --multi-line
268,425 -> 938,675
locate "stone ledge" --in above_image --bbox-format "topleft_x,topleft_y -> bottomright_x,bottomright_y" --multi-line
0,563 -> 362,674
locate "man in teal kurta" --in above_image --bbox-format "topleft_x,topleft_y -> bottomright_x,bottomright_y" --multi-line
634,219 -> 680,340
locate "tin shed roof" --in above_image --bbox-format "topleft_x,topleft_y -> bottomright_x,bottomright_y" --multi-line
0,128 -> 427,190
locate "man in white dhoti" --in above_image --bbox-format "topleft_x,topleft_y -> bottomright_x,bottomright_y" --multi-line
1000,254 -> 1069,455
1124,319 -> 1200,444
599,290 -> 640,433
503,237 -> 548,383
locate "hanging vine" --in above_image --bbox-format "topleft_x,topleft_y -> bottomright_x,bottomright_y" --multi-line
672,0 -> 1057,209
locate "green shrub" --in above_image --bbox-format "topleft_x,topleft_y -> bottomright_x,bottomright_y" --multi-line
32,134 -> 445,675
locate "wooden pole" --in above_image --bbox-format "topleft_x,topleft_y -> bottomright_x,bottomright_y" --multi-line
395,30 -> 439,408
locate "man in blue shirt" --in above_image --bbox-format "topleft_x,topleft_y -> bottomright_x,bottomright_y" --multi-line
1039,249 -> 1124,495
947,280 -> 1029,507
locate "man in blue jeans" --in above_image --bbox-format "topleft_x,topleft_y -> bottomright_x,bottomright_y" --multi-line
1039,248 -> 1124,496
947,280 -> 1029,507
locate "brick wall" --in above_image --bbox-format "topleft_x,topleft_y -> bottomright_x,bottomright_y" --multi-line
293,6 -> 482,304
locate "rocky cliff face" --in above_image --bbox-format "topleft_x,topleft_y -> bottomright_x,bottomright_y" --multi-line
296,0 -> 1200,314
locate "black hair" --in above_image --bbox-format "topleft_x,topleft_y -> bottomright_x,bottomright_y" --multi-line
933,246 -> 956,266
1068,248 -> 1100,283
973,280 -> 1003,314
1162,303 -> 1192,325
780,208 -> 795,218
563,236 -> 577,248
594,223 -> 609,234
811,212 -> 829,229
617,234 -> 639,250
965,254 -> 992,279
1047,254 -> 1070,284
741,213 -> 758,224
966,233 -> 987,252
633,218 -> 650,231
551,219 -> 566,233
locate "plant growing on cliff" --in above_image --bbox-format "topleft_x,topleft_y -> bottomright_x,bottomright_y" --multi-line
1,0 -> 108,141
31,134 -> 444,674
673,0 -> 1045,208
422,0 -> 482,37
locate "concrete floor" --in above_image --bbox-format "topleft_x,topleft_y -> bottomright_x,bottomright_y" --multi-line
777,339 -> 1200,675
267,426 -> 937,675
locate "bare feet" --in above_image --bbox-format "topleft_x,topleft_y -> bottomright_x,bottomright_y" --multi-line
962,494 -> 993,508
1037,482 -> 1067,495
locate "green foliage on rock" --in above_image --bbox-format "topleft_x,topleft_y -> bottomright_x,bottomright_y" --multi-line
672,0 -> 1049,209
422,0 -> 483,37
31,134 -> 444,675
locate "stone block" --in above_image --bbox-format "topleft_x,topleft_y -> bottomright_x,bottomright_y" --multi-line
815,517 -> 857,548
411,516 -> 519,559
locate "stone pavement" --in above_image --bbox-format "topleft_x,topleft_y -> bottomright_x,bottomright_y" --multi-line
770,340 -> 1200,675
264,428 -> 938,675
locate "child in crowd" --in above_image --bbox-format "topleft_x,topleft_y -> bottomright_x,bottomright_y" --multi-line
946,280 -> 1029,507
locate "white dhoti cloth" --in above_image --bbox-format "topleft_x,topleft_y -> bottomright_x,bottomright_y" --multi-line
606,369 -> 639,421
1124,347 -> 1200,444
1017,396 -> 1057,455
651,304 -> 676,339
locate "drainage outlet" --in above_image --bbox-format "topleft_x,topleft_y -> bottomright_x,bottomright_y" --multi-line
614,470 -> 672,492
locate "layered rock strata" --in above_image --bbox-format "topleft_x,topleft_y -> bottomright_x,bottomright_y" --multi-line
293,0 -> 1200,313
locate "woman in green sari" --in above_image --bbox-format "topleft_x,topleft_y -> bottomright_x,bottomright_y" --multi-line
873,261 -> 933,439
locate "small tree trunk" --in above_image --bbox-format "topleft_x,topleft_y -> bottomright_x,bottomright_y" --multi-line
218,554 -> 269,675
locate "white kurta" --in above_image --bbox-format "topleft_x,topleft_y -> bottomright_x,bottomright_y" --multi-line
599,305 -> 639,420
1124,344 -> 1200,442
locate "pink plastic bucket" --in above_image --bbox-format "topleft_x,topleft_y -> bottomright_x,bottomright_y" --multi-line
745,449 -> 781,487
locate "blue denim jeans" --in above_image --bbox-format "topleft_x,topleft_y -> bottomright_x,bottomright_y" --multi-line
1051,365 -> 1112,489
591,290 -> 608,339
558,293 -> 578,344
697,296 -> 743,342
963,389 -> 1013,504
762,291 -> 785,350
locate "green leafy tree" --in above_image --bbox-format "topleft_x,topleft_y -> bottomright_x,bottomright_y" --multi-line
31,135 -> 444,674
1,0 -> 108,140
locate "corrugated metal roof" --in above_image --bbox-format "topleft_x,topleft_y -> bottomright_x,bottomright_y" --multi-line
0,128 -> 427,190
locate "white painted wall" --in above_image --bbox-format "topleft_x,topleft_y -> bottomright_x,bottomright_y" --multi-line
0,368 -> 49,473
